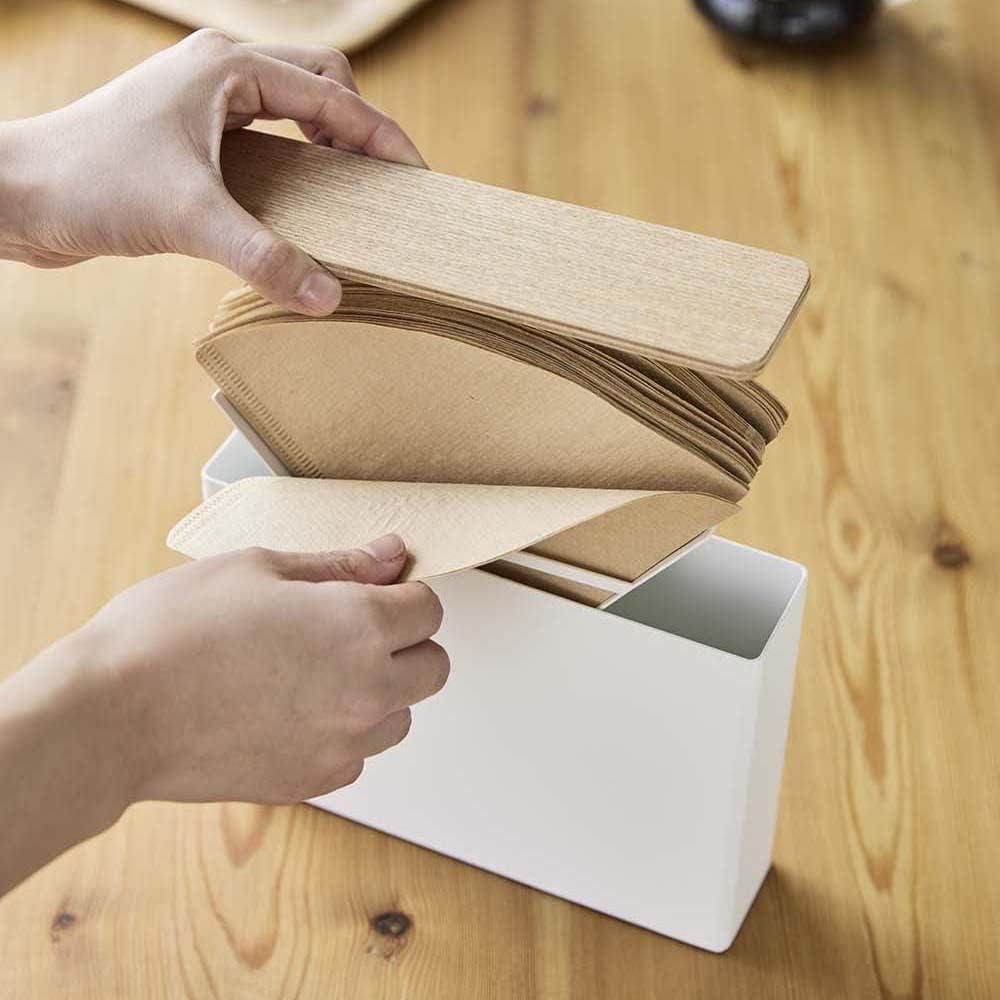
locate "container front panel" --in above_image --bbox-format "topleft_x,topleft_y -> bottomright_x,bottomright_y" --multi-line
313,568 -> 762,949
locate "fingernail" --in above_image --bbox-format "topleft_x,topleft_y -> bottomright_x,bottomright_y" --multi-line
393,134 -> 428,169
406,145 -> 429,169
360,533 -> 406,563
296,270 -> 341,314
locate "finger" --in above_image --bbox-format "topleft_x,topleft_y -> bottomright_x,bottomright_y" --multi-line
242,43 -> 359,94
269,534 -> 407,584
187,186 -> 341,315
243,44 -> 359,144
368,582 -> 444,652
384,640 -> 451,711
314,758 -> 365,796
247,51 -> 426,166
356,708 -> 413,759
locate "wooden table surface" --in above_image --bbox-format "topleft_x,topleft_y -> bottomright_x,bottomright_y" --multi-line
1,1 -> 997,996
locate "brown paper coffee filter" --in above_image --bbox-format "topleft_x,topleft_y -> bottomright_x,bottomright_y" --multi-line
168,477 -> 737,582
169,132 -> 803,587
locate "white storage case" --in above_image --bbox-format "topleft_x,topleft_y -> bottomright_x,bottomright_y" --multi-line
201,428 -> 807,953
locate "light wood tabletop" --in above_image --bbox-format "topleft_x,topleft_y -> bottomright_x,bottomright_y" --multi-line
1,1 -> 997,997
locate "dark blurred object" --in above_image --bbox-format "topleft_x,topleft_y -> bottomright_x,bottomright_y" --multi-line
692,0 -> 881,46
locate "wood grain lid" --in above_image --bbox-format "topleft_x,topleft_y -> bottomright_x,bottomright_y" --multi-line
221,129 -> 810,378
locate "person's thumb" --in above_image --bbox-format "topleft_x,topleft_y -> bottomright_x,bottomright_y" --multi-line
193,189 -> 341,316
271,534 -> 408,584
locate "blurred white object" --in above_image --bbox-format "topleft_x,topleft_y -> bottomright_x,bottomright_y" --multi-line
123,0 -> 430,52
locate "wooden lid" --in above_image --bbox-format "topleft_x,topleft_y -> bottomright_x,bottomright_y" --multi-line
221,129 -> 809,378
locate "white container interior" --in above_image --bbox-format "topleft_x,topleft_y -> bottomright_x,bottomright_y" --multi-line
604,535 -> 804,658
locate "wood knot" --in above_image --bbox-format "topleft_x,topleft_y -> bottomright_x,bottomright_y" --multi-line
933,542 -> 969,570
371,912 -> 411,938
49,911 -> 77,943
525,95 -> 558,119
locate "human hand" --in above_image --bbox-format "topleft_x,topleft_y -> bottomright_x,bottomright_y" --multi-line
74,534 -> 448,805
0,30 -> 424,314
